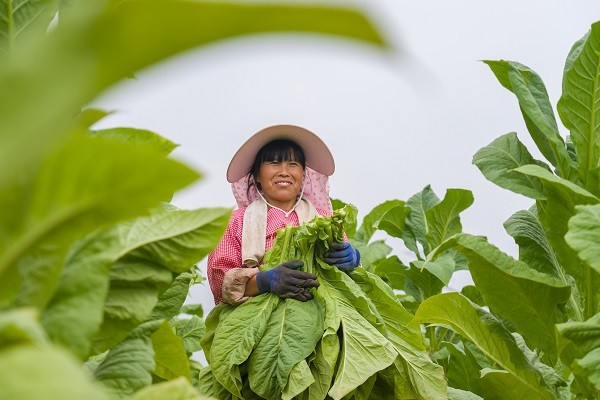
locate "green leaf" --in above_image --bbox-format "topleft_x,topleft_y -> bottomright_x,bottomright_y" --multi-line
355,200 -> 405,243
151,320 -> 190,381
197,366 -> 233,400
565,204 -> 600,277
180,304 -> 203,318
0,0 -> 59,55
413,293 -> 556,400
0,344 -> 109,400
375,203 -> 411,239
351,269 -> 447,400
0,0 -> 388,198
562,31 -> 589,80
373,255 -> 407,290
94,320 -> 162,399
0,308 -> 47,347
173,315 -> 205,356
441,342 -> 484,397
435,233 -> 570,362
515,164 -> 599,319
328,297 -> 397,400
130,377 -> 209,400
42,206 -> 229,358
92,258 -> 172,354
425,188 -> 474,250
282,360 -> 314,400
248,298 -> 324,399
352,239 -> 391,271
558,22 -> 600,192
504,208 -> 562,276
472,132 -> 549,199
402,185 -> 440,257
484,60 -> 577,181
149,272 -> 192,321
404,261 -> 446,303
124,206 -> 231,274
557,313 -> 600,397
572,348 -> 600,394
211,295 -> 279,398
76,107 -> 112,129
0,135 -> 198,308
89,127 -> 178,156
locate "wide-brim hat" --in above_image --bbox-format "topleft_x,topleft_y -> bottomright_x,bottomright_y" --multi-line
226,124 -> 335,183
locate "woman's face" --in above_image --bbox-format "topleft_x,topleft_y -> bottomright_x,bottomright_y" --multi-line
256,158 -> 304,210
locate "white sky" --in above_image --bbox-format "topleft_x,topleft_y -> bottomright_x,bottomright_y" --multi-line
93,1 -> 600,313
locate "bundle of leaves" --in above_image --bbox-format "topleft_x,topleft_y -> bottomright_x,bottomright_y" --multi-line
199,205 -> 447,400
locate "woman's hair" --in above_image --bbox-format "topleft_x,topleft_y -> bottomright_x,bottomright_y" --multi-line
247,139 -> 306,193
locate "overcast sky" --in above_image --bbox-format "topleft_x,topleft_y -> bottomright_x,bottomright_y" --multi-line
93,0 -> 600,311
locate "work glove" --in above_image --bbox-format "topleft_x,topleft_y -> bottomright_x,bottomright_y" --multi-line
324,242 -> 361,271
256,260 -> 319,301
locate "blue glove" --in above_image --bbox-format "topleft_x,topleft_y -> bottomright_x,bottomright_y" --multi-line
256,260 -> 319,301
324,242 -> 360,271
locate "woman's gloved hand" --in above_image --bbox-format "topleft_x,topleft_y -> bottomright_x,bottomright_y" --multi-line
256,260 -> 319,301
324,242 -> 361,271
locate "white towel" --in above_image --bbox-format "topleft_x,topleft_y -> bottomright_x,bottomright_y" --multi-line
241,197 -> 317,267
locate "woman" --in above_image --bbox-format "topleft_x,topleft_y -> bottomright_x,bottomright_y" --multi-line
207,124 -> 361,305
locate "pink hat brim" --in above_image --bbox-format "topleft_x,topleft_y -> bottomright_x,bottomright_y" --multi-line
226,124 -> 335,183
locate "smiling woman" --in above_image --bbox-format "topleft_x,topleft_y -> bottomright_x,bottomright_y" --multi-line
207,124 -> 361,305
253,139 -> 306,211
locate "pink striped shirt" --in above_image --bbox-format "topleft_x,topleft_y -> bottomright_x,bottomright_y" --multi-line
207,205 -> 330,304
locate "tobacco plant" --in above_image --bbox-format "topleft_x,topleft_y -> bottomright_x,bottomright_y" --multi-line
348,21 -> 600,400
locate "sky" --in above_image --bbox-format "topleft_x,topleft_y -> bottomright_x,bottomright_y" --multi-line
93,1 -> 600,313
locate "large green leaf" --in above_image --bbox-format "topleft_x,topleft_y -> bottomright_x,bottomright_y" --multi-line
0,344 -> 109,400
210,294 -> 279,398
315,271 -> 397,400
562,31 -> 589,78
151,320 -> 190,381
504,208 -> 561,276
440,342 -> 484,397
435,233 -> 570,362
248,298 -> 324,399
413,293 -> 556,400
42,206 -> 230,358
355,200 -> 406,243
425,189 -> 473,250
402,185 -> 440,257
0,135 -> 198,309
557,313 -> 600,397
504,208 -> 585,322
484,60 -> 577,181
0,308 -> 48,347
94,320 -> 162,399
351,269 -> 447,400
373,203 -> 411,239
472,132 -> 549,199
0,0 -> 388,195
173,315 -> 205,356
558,21 -> 600,192
149,272 -> 193,321
0,0 -> 58,55
565,204 -> 600,277
515,164 -> 599,319
89,127 -> 178,156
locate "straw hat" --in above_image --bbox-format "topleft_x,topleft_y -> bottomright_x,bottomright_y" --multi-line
226,124 -> 335,183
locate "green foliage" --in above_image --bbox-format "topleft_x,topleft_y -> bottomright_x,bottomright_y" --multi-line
0,1 -> 388,399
